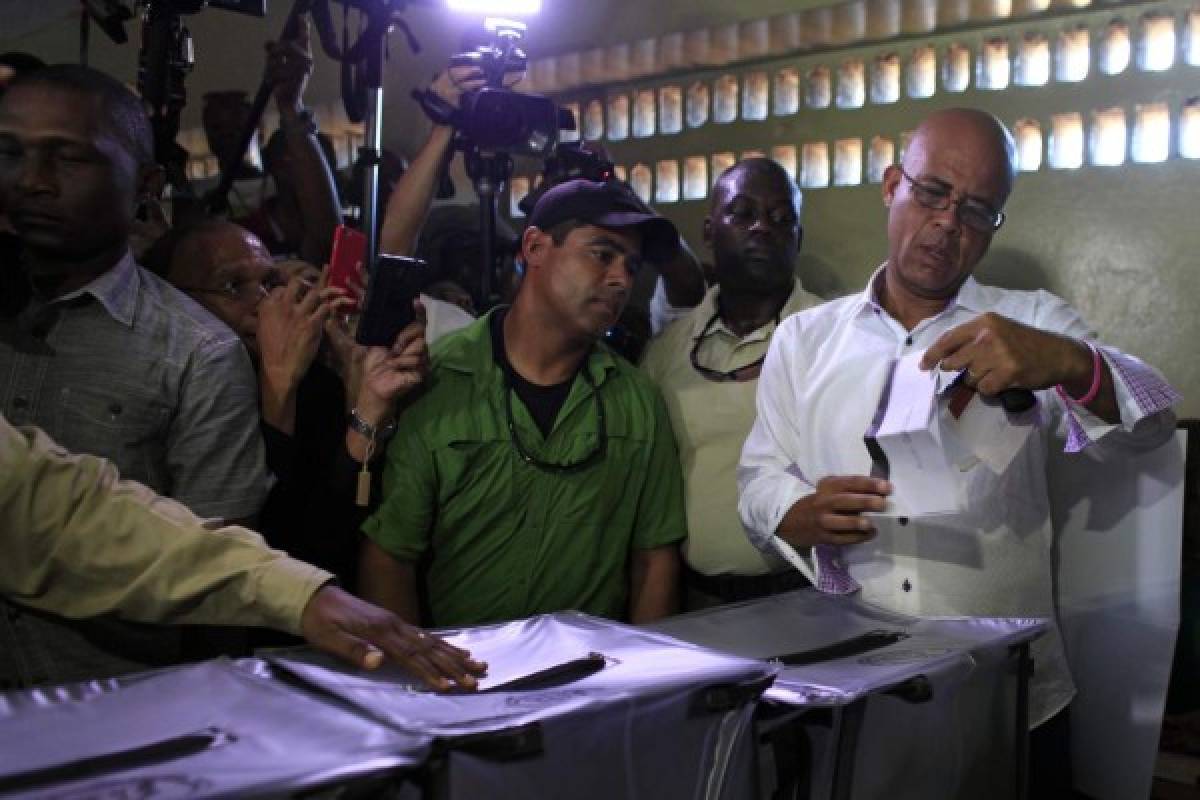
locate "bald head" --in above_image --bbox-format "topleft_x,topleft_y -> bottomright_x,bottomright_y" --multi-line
880,108 -> 1016,308
903,108 -> 1017,205
712,157 -> 799,213
155,220 -> 276,352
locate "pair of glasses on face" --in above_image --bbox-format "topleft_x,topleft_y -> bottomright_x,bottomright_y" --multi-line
178,268 -> 285,303
689,311 -> 777,382
897,167 -> 1006,233
505,369 -> 607,473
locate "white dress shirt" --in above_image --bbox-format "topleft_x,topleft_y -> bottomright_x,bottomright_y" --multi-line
738,268 -> 1179,726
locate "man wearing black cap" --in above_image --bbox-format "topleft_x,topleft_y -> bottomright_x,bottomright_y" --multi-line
360,179 -> 686,627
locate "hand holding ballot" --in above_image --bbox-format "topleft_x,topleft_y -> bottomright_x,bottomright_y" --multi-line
775,476 -> 893,548
919,312 -> 1117,422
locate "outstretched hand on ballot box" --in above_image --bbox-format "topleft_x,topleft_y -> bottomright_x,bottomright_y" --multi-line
301,585 -> 487,691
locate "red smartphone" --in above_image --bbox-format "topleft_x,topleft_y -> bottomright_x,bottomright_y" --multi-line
327,225 -> 368,312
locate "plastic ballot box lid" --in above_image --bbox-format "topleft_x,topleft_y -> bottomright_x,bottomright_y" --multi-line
0,658 -> 428,799
265,611 -> 778,736
646,588 -> 1046,706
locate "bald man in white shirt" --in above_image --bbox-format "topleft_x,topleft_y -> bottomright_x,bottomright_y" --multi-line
737,108 -> 1179,798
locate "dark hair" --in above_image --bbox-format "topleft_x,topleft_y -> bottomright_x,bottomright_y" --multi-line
4,64 -> 154,169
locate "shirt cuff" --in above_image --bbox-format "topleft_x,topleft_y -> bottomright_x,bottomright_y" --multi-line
252,558 -> 334,635
739,465 -> 815,555
1058,346 -> 1181,453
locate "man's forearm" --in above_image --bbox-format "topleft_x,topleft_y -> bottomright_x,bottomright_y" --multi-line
278,106 -> 342,264
1057,339 -> 1119,424
1,419 -> 329,633
659,238 -> 706,307
628,545 -> 680,623
359,539 -> 422,624
379,125 -> 455,257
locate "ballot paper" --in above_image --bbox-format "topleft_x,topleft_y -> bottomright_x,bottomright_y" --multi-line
945,390 -> 1039,475
871,350 -> 960,518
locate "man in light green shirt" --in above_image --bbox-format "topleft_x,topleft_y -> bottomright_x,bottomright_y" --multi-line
361,180 -> 686,628
0,413 -> 484,691
641,159 -> 821,609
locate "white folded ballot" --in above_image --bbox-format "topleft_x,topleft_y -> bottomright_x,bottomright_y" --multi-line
869,349 -> 1037,519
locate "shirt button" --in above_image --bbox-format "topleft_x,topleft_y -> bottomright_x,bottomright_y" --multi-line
902,579 -> 912,592
904,336 -> 913,346
108,402 -> 123,417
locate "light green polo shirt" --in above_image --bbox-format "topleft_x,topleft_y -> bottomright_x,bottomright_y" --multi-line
640,280 -> 821,576
364,312 -> 686,627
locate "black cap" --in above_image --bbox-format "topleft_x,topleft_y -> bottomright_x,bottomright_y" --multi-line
527,179 -> 680,263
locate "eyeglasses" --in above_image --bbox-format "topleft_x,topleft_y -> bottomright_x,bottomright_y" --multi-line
689,311 -> 776,382
897,167 -> 1006,233
176,269 -> 285,303
505,369 -> 607,473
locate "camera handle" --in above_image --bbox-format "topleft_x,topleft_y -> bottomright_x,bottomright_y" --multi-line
137,1 -> 202,223
463,148 -> 513,312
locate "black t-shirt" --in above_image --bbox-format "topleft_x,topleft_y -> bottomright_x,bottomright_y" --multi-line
490,309 -> 577,438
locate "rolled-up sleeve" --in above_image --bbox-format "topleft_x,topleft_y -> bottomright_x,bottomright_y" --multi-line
1058,346 -> 1180,453
0,417 -> 330,635
1030,291 -> 1181,453
737,316 -> 816,552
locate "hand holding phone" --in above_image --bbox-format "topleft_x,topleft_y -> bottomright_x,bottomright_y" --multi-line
327,225 -> 368,313
356,255 -> 433,348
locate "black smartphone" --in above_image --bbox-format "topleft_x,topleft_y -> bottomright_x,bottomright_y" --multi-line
355,255 -> 432,348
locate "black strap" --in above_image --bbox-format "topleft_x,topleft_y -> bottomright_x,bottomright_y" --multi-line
478,652 -> 608,694
774,630 -> 909,666
411,87 -> 459,127
436,722 -> 544,761
691,673 -> 777,714
0,728 -> 227,795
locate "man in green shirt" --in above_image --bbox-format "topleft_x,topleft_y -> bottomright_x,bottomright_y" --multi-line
361,180 -> 686,627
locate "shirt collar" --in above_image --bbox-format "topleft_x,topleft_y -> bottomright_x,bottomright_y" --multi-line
691,278 -> 811,344
49,250 -> 140,327
439,307 -> 620,388
854,262 -> 986,319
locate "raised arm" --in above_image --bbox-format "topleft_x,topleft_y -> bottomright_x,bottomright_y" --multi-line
378,68 -> 483,257
267,19 -> 342,264
0,416 -> 484,689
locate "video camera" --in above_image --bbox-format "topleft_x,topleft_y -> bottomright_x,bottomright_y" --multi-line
415,19 -> 574,159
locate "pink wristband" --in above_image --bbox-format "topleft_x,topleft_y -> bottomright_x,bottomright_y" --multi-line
1056,341 -> 1102,406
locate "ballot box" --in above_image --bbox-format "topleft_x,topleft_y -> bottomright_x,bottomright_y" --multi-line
266,611 -> 777,800
1049,429 -> 1187,800
646,589 -> 1047,800
0,658 -> 430,799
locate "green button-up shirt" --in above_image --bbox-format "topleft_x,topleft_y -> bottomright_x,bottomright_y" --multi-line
364,312 -> 686,627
